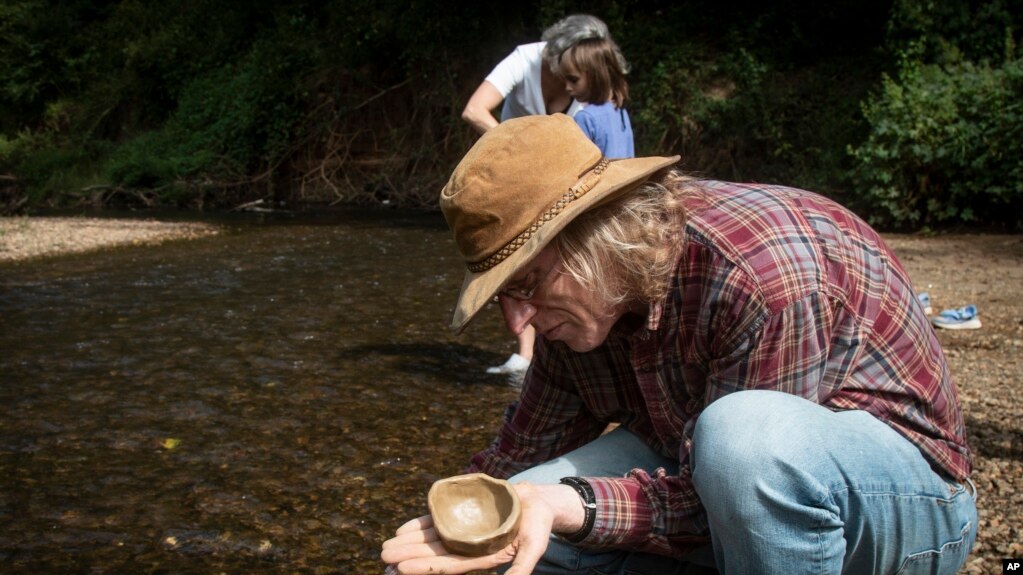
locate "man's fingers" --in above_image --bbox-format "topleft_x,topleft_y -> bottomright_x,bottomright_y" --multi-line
382,526 -> 439,551
397,552 -> 505,575
395,515 -> 434,535
381,513 -> 517,574
380,539 -> 449,564
502,531 -> 547,575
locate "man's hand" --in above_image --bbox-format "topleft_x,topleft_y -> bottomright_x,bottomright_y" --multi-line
381,514 -> 518,574
381,482 -> 584,575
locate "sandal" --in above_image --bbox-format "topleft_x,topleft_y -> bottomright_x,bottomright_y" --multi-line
931,304 -> 981,330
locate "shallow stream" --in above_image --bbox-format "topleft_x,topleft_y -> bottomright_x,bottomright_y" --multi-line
0,209 -> 520,573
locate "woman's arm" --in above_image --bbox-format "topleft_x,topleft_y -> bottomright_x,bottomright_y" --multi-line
461,80 -> 504,134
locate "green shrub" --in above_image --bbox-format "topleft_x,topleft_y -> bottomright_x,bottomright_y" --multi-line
849,52 -> 1023,229
100,23 -> 315,201
0,130 -> 104,202
632,47 -> 774,173
169,33 -> 311,171
103,130 -> 194,189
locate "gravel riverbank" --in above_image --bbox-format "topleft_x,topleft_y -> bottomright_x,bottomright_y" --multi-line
1,217 -> 1020,573
0,216 -> 219,262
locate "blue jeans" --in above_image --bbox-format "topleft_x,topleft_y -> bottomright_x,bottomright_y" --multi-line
503,390 -> 977,575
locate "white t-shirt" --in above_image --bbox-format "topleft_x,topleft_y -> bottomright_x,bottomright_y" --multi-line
484,42 -> 583,121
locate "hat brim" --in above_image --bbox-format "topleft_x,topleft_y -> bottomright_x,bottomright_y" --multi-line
450,154 -> 680,333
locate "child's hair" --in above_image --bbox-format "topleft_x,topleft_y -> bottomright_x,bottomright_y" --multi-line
559,37 -> 630,108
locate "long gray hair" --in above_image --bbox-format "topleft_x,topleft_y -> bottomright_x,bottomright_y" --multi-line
541,14 -> 630,75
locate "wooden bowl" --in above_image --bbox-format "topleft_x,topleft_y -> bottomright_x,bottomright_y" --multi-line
427,473 -> 521,556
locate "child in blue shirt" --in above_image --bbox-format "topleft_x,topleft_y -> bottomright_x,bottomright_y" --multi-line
558,37 -> 634,158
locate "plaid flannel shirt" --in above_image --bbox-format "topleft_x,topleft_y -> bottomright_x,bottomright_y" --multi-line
466,180 -> 970,557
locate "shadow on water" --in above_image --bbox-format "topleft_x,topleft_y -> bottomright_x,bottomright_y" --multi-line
0,209 -> 520,573
334,342 -> 507,386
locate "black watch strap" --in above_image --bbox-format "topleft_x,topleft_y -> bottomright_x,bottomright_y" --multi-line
559,476 -> 597,543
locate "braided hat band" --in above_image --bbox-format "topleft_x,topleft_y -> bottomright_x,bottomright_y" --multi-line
466,159 -> 610,273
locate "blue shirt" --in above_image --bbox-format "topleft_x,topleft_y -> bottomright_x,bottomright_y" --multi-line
573,102 -> 635,158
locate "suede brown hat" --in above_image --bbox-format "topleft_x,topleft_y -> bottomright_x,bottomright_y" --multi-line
440,114 -> 679,333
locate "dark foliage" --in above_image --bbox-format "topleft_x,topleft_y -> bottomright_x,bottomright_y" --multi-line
0,0 -> 1020,228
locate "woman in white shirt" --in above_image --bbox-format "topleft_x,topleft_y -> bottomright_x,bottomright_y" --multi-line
462,15 -> 622,131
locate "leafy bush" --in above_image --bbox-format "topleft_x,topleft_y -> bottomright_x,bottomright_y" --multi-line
98,17 -> 317,204
1,0 -> 1017,220
0,130 -> 103,202
634,44 -> 796,172
885,0 -> 1021,65
849,51 -> 1023,229
103,130 -> 200,189
169,32 -> 312,169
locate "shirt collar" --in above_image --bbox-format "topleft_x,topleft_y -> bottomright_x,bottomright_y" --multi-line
646,298 -> 665,331
606,298 -> 666,344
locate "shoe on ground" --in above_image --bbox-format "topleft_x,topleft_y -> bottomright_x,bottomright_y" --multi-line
917,292 -> 933,315
931,304 -> 981,330
505,371 -> 526,388
486,353 -> 531,375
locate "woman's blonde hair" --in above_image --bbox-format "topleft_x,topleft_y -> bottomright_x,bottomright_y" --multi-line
554,169 -> 690,309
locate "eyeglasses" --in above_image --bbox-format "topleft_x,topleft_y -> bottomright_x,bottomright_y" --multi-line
499,259 -> 560,302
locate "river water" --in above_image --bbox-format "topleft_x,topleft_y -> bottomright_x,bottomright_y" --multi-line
0,210 -> 521,574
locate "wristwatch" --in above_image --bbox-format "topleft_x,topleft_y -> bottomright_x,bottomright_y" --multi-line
559,476 -> 596,543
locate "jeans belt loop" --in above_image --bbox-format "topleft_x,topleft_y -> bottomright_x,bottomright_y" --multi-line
965,477 -> 977,500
